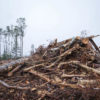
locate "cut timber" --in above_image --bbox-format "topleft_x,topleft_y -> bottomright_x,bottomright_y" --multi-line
37,90 -> 56,100
58,61 -> 100,75
28,69 -> 79,89
0,58 -> 28,72
58,62 -> 71,69
29,70 -> 50,82
46,46 -> 80,68
24,63 -> 45,71
31,82 -> 48,91
52,38 -> 72,48
70,61 -> 100,75
0,80 -> 30,90
52,35 -> 99,48
81,38 -> 89,45
78,80 -> 100,85
60,46 -> 79,58
89,38 -> 100,53
8,65 -> 22,76
61,74 -> 88,78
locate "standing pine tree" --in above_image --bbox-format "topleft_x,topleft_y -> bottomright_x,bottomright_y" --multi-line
16,18 -> 26,57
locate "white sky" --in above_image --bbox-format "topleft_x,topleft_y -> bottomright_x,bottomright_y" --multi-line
0,0 -> 100,55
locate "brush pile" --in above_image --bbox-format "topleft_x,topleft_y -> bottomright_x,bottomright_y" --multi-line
0,35 -> 100,100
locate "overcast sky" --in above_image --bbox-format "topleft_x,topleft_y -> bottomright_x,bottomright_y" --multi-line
0,0 -> 100,55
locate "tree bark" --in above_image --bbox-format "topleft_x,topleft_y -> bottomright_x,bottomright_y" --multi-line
0,58 -> 28,72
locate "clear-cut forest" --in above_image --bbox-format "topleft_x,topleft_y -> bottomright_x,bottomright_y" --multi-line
0,35 -> 100,100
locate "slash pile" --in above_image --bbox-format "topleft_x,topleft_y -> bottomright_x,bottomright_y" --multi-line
0,35 -> 100,100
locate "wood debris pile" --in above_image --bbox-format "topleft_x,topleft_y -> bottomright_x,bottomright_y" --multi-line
0,35 -> 100,100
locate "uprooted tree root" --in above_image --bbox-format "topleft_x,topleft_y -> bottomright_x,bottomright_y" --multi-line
0,35 -> 100,100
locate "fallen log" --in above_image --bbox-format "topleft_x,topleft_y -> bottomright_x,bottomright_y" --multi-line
0,58 -> 28,72
24,63 -> 46,71
8,65 -> 22,76
0,80 -> 30,90
89,38 -> 100,53
52,35 -> 100,49
28,69 -> 79,89
70,61 -> 100,75
78,79 -> 100,85
46,46 -> 80,68
61,74 -> 88,78
53,35 -> 99,48
58,61 -> 100,75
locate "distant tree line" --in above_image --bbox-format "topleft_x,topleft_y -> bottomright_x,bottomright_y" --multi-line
0,18 -> 26,60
